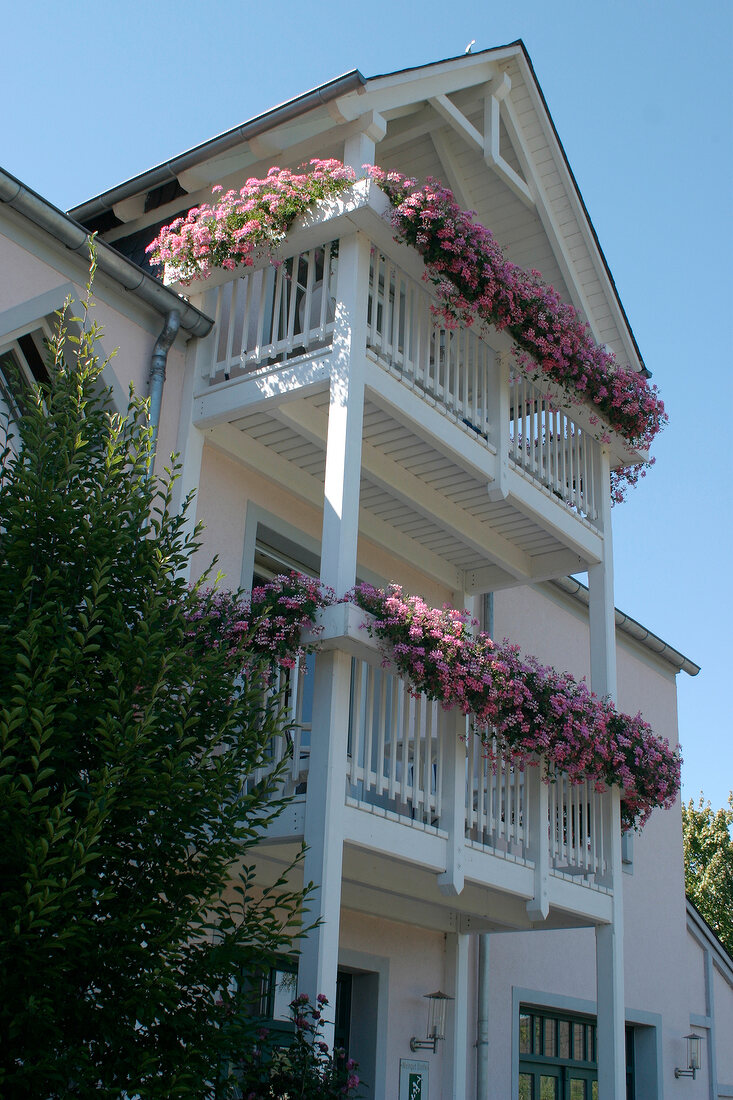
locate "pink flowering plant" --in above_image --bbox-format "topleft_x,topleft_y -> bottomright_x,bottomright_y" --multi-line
187,572 -> 680,830
366,168 -> 667,459
350,583 -> 680,829
235,993 -> 361,1099
146,160 -> 355,284
185,573 -> 333,677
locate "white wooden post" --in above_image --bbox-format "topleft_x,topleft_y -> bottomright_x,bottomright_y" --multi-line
438,708 -> 467,898
588,446 -> 616,700
589,446 -> 625,1100
487,349 -> 510,501
443,931 -> 469,1100
319,230 -> 370,596
343,113 -> 386,176
525,760 -> 550,922
299,646 -> 352,1048
595,787 -> 625,1100
299,229 -> 370,1040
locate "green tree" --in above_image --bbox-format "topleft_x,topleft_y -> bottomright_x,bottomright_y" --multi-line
0,258 -> 307,1098
682,792 -> 733,956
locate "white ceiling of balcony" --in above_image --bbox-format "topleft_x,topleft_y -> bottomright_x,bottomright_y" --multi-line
228,389 -> 575,585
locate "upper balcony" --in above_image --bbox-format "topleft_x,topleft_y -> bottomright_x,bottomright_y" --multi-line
182,182 -> 640,593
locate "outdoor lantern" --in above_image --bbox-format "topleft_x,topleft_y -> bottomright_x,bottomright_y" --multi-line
674,1033 -> 702,1079
410,990 -> 454,1053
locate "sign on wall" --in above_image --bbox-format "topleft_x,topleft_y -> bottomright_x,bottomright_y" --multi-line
399,1058 -> 429,1100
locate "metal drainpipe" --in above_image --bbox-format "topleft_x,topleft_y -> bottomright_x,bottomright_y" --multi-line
147,310 -> 180,477
476,590 -> 494,1099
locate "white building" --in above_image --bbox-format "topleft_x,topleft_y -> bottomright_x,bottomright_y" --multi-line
2,43 -> 731,1100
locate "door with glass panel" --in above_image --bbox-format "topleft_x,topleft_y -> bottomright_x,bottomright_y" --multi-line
519,1007 -> 598,1100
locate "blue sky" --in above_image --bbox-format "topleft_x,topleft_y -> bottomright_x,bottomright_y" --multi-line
3,0 -> 731,808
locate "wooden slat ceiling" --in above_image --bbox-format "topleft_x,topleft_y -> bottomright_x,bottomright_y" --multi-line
232,392 -> 566,573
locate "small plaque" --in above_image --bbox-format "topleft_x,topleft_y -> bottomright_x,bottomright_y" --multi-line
399,1058 -> 429,1100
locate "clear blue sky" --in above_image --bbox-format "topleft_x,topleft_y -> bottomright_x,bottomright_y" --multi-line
3,0 -> 731,808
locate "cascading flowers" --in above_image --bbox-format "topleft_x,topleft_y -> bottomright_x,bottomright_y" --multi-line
147,159 -> 666,496
199,573 -> 681,831
146,160 -> 355,285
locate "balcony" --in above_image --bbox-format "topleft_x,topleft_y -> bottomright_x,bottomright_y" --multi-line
250,605 -> 617,934
185,182 -> 631,594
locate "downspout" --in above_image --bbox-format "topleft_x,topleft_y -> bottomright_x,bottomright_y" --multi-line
147,310 -> 180,477
476,591 -> 494,1098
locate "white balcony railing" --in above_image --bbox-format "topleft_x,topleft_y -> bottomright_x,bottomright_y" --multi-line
257,635 -> 611,890
200,222 -> 602,527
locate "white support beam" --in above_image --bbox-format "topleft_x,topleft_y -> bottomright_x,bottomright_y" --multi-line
299,648 -> 352,1047
333,59 -> 497,121
319,231 -> 371,596
437,710 -> 467,898
444,932 -> 470,1100
588,447 -> 616,700
483,83 -> 536,209
429,128 -> 475,210
193,357 -> 332,428
487,351 -> 510,500
525,763 -> 550,921
595,787 -> 626,1100
429,94 -> 484,155
343,113 -> 386,176
464,547 -> 588,594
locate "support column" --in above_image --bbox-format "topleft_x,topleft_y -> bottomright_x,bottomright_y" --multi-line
299,646 -> 352,1048
300,230 -> 370,1042
595,785 -> 625,1100
589,446 -> 625,1100
437,708 -> 467,897
343,113 -> 386,176
588,446 -> 616,700
476,933 -> 490,1099
319,230 -> 371,596
444,931 -> 470,1100
487,350 -> 510,501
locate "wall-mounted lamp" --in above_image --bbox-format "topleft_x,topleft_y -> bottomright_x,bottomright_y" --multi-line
410,991 -> 454,1053
674,1033 -> 701,1079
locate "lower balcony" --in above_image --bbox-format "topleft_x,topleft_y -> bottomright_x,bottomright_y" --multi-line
250,605 -> 617,934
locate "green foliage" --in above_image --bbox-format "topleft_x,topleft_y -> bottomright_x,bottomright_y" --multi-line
682,792 -> 733,957
235,995 -> 361,1099
0,257 -> 308,1097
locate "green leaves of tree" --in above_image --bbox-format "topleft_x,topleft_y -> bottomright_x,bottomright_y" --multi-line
682,793 -> 733,956
0,265 -> 308,1098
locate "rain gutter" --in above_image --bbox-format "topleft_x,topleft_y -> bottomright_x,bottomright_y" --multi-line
550,576 -> 700,676
0,167 -> 213,338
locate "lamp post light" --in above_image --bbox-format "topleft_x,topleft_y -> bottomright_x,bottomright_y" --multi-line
674,1033 -> 702,1079
410,991 -> 454,1053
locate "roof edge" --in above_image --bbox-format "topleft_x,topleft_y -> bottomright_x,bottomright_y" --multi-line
0,167 -> 212,337
686,897 -> 733,976
549,576 -> 700,677
69,70 -> 366,224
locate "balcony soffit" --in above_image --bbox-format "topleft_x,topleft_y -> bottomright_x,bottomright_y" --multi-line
225,392 -> 580,583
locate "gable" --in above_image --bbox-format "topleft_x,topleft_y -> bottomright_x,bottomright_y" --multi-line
74,45 -> 644,375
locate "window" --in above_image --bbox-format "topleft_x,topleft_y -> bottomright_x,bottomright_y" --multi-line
1,330 -> 50,459
518,1006 -> 636,1100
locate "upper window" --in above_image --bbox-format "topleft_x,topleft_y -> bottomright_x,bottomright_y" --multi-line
0,330 -> 50,454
